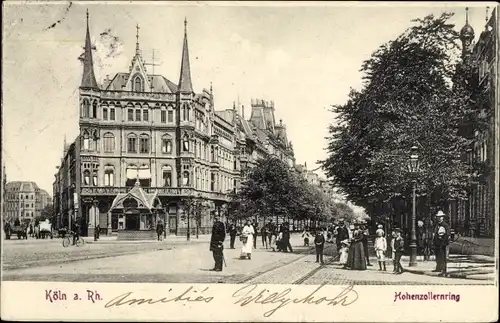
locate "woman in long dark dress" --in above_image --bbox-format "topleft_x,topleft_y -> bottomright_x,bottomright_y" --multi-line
347,224 -> 367,270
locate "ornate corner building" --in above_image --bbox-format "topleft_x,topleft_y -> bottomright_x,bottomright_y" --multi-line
453,7 -> 498,238
53,13 -> 295,238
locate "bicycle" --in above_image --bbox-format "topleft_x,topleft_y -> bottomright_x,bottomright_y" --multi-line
62,231 -> 85,247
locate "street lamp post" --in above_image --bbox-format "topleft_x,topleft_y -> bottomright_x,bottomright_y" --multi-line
407,146 -> 420,267
93,200 -> 99,241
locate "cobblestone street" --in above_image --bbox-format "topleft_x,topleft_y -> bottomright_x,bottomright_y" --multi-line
3,234 -> 493,285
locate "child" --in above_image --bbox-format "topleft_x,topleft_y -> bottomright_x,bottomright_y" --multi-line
393,228 -> 405,274
375,224 -> 384,237
314,228 -> 325,264
390,231 -> 397,272
374,227 -> 387,271
302,229 -> 311,246
339,239 -> 349,268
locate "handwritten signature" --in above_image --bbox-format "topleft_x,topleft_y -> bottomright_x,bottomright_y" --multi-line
104,284 -> 358,318
232,283 -> 359,317
104,286 -> 214,308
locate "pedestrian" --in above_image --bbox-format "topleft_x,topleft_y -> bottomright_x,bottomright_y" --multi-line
156,221 -> 164,241
433,211 -> 450,276
314,228 -> 325,264
360,222 -> 372,266
267,220 -> 277,251
393,228 -> 405,274
339,239 -> 349,268
346,223 -> 366,270
240,220 -> 255,260
209,215 -> 226,271
96,224 -> 100,240
282,222 -> 293,253
335,219 -> 349,256
261,224 -> 268,249
374,226 -> 387,271
390,230 -> 397,272
228,221 -> 237,249
252,220 -> 258,249
302,228 -> 311,246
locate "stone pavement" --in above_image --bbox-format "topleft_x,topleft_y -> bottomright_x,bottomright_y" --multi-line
401,254 -> 496,281
2,234 -> 313,283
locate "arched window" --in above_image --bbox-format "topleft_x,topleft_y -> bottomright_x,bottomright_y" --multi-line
139,134 -> 149,153
82,99 -> 90,118
162,134 -> 173,154
82,130 -> 90,150
133,75 -> 143,92
103,106 -> 108,120
135,104 -> 141,121
182,171 -> 190,186
104,166 -> 114,186
160,106 -> 167,123
103,133 -> 115,152
109,104 -> 116,121
83,170 -> 90,186
142,107 -> 149,122
127,133 -> 137,153
183,134 -> 190,152
92,170 -> 98,186
162,165 -> 172,187
92,101 -> 98,119
167,106 -> 174,123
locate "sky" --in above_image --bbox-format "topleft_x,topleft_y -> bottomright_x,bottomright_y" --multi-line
2,1 -> 496,196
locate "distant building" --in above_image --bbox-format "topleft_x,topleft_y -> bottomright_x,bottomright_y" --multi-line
53,12 -> 295,238
455,7 -> 498,238
4,181 -> 52,223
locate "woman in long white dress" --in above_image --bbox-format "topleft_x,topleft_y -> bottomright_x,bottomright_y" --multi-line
240,220 -> 255,260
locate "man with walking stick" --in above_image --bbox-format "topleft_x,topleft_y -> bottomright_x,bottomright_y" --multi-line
210,215 -> 226,272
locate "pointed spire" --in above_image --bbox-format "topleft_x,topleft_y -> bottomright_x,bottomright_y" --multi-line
178,18 -> 193,93
135,24 -> 140,56
485,6 -> 490,26
241,105 -> 245,119
81,9 -> 98,89
466,7 -> 469,24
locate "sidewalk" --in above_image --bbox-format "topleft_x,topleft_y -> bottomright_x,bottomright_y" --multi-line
401,254 -> 496,281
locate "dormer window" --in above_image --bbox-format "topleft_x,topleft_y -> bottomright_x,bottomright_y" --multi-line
133,74 -> 143,92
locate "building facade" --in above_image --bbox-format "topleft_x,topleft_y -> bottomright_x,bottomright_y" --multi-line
454,7 -> 498,238
5,181 -> 52,224
53,13 -> 295,237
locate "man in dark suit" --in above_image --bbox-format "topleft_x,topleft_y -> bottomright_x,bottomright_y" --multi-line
228,221 -> 237,249
209,215 -> 226,271
433,211 -> 450,276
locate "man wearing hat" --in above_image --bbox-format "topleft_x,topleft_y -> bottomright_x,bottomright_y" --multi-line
335,219 -> 349,256
209,215 -> 226,271
433,211 -> 450,276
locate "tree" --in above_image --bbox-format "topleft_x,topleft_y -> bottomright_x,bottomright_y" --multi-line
323,13 -> 477,220
38,204 -> 55,223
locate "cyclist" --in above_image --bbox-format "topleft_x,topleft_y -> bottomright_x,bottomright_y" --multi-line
72,222 -> 80,246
